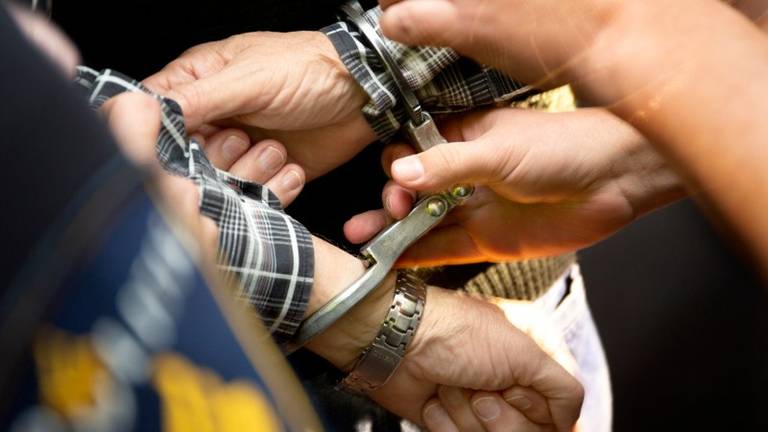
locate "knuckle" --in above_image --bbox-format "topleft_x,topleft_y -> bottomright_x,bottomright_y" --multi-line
570,378 -> 585,402
482,142 -> 513,180
432,144 -> 461,173
180,40 -> 218,57
224,32 -> 256,53
173,86 -> 199,118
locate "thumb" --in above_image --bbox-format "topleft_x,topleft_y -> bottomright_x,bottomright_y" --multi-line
164,73 -> 236,132
379,0 -> 465,49
391,139 -> 507,191
105,93 -> 162,169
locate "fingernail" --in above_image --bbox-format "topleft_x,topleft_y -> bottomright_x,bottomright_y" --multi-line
384,193 -> 393,212
222,135 -> 248,161
423,403 -> 455,430
281,170 -> 303,191
473,397 -> 500,421
392,156 -> 424,182
505,395 -> 533,410
259,146 -> 285,172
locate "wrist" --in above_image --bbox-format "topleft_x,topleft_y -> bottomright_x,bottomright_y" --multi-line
585,108 -> 687,217
313,31 -> 378,144
304,237 -> 395,370
565,0 -> 667,105
313,31 -> 369,115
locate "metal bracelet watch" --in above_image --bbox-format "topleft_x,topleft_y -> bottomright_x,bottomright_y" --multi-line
340,270 -> 426,393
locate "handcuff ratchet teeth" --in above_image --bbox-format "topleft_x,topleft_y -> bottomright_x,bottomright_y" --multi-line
285,1 -> 474,353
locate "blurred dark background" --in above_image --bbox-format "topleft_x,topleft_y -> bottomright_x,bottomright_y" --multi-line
49,1 -> 768,430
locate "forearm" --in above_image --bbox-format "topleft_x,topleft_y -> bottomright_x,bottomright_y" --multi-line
578,0 -> 768,265
583,108 -> 687,218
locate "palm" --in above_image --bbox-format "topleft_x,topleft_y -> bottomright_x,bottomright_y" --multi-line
456,185 -> 632,260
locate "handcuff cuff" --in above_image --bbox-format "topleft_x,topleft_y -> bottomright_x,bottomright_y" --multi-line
285,0 -> 474,392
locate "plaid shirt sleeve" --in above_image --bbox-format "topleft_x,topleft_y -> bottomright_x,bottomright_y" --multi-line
321,6 -> 534,141
75,67 -> 314,348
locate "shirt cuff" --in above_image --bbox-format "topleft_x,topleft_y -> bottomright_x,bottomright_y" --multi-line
321,5 -> 460,141
75,67 -> 314,349
321,6 -> 531,142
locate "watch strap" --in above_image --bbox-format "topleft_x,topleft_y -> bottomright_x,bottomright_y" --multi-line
340,270 -> 426,393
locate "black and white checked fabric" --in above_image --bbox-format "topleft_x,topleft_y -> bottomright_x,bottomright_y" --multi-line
322,6 -> 534,141
75,67 -> 314,346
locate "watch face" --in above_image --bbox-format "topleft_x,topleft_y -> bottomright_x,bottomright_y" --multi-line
0,158 -> 321,432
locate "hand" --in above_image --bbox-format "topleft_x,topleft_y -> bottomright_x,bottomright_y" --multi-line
106,94 -> 583,431
365,287 -> 583,431
144,31 -> 377,180
378,0 -> 624,89
346,108 -> 685,266
425,386 -> 560,432
419,298 -> 581,432
377,293 -> 582,432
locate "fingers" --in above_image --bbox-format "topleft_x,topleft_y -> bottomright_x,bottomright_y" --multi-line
502,386 -> 553,426
427,387 -> 556,432
436,387 -> 484,432
143,59 -> 194,95
473,298 -> 584,431
143,40 -> 226,92
228,138 -> 286,182
381,142 -> 416,178
528,357 -> 584,432
470,392 -> 549,432
343,179 -> 415,244
382,179 -> 416,220
385,109 -> 509,192
422,399 -> 459,432
103,93 -> 162,169
143,43 -> 249,131
223,138 -> 304,208
262,164 -> 305,208
162,74 -> 236,131
202,129 -> 251,170
202,130 -> 305,207
390,138 -> 511,193
380,0 -> 464,49
344,209 -> 390,244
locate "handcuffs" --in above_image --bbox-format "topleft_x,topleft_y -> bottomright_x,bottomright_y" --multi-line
284,2 -> 474,377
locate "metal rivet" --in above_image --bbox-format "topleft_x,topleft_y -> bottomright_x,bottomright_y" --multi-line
426,199 -> 447,217
452,184 -> 473,199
